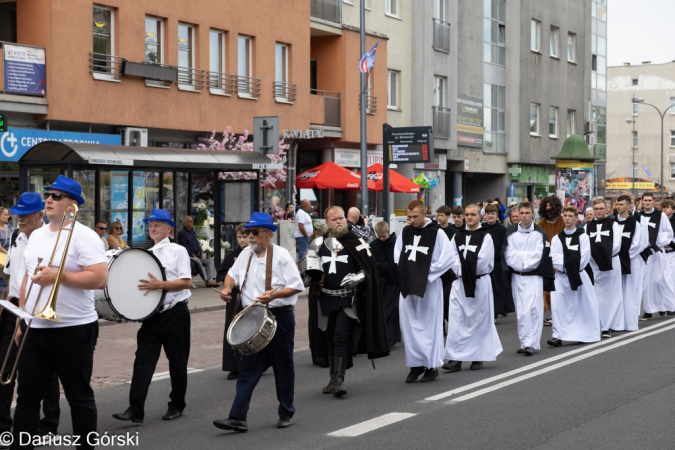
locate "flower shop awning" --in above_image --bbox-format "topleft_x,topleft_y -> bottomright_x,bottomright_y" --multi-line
357,163 -> 421,193
296,161 -> 375,190
19,142 -> 283,171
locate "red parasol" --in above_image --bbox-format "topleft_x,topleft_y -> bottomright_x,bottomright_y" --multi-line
296,161 -> 375,190
358,163 -> 421,193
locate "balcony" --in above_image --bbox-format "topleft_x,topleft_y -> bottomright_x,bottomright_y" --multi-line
310,89 -> 341,127
236,75 -> 261,99
273,81 -> 297,103
177,67 -> 206,92
89,53 -> 125,81
433,19 -> 451,53
359,95 -> 378,115
0,43 -> 48,114
433,106 -> 451,138
207,71 -> 238,95
311,0 -> 342,23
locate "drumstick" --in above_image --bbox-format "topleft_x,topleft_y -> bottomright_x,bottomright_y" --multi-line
212,286 -> 281,296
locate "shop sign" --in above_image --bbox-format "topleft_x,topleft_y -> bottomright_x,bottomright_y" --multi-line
282,129 -> 324,139
606,182 -> 654,190
88,158 -> 134,166
456,97 -> 484,148
509,165 -> 549,184
0,128 -> 122,162
3,44 -> 46,96
556,160 -> 594,169
334,148 -> 386,168
415,154 -> 447,170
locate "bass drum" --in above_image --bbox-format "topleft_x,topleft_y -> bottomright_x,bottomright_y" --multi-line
95,248 -> 166,321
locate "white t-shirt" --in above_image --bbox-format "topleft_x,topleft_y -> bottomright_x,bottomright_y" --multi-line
228,244 -> 305,308
149,238 -> 192,307
294,208 -> 313,238
20,221 -> 108,328
4,229 -> 30,300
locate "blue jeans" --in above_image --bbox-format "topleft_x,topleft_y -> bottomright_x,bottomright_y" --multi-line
296,236 -> 309,261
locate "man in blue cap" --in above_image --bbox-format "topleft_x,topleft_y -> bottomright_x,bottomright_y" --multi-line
12,175 -> 108,450
113,208 -> 192,424
213,212 -> 304,432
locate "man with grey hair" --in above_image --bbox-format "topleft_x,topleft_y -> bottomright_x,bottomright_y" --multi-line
347,207 -> 372,241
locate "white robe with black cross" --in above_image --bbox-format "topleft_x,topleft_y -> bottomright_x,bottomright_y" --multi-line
394,219 -> 453,368
640,211 -> 675,313
444,229 -> 503,362
550,231 -> 601,343
616,215 -> 644,331
584,221 -> 624,332
504,222 -> 545,350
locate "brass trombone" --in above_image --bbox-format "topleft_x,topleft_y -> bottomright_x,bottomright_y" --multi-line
0,203 -> 79,385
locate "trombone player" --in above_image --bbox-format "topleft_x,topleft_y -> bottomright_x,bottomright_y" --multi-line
12,176 -> 108,450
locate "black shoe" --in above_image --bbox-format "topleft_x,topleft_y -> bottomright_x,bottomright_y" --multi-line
517,348 -> 524,354
405,366 -> 425,383
277,418 -> 294,428
547,338 -> 563,347
113,409 -> 144,423
639,313 -> 653,321
470,361 -> 483,370
420,368 -> 439,382
601,330 -> 611,339
162,409 -> 182,421
213,417 -> 248,432
333,356 -> 348,397
667,311 -> 675,316
523,347 -> 534,356
442,361 -> 461,372
227,371 -> 239,380
659,311 -> 667,317
322,356 -> 336,394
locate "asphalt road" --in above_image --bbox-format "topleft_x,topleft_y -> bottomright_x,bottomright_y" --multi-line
36,313 -> 675,450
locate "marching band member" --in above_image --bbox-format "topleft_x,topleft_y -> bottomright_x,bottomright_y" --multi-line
214,213 -> 304,432
13,176 -> 108,450
113,209 -> 192,423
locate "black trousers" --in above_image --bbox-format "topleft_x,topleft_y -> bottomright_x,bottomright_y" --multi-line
0,309 -> 18,433
129,302 -> 190,418
222,293 -> 240,373
324,309 -> 354,358
11,321 -> 98,450
229,309 -> 295,422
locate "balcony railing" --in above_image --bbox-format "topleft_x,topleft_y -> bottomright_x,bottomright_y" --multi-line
177,67 -> 206,90
273,81 -> 297,103
310,89 -> 341,127
433,18 -> 451,53
89,53 -> 125,80
433,106 -> 451,138
311,0 -> 342,23
359,95 -> 378,114
236,75 -> 261,98
207,72 -> 238,95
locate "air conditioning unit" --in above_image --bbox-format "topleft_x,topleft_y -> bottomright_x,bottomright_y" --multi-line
583,121 -> 595,135
118,127 -> 148,147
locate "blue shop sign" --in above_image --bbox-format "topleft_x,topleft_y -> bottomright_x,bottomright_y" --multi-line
0,128 -> 122,162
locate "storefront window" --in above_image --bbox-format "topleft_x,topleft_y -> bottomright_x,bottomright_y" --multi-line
133,171 -> 159,243
0,167 -> 21,225
175,172 -> 189,234
71,169 -> 96,228
220,181 -> 255,259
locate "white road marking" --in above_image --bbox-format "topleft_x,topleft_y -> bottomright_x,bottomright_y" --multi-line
425,319 -> 675,402
450,321 -> 675,403
124,367 -> 203,384
328,413 -> 416,437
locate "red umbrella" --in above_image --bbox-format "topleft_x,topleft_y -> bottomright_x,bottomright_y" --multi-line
296,161 -> 375,190
358,163 -> 421,193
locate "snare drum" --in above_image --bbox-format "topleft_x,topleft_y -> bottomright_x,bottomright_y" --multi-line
227,303 -> 277,355
94,248 -> 166,321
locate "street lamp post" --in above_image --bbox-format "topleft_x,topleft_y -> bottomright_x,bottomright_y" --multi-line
632,97 -> 675,200
625,116 -> 636,199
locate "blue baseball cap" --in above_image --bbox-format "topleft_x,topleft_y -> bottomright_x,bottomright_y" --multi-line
10,192 -> 45,215
244,212 -> 278,232
44,175 -> 85,206
143,208 -> 175,227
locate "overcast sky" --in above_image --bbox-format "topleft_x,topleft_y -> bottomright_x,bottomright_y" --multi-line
607,0 -> 675,67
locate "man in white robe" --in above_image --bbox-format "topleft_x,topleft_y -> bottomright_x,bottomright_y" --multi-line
394,201 -> 453,383
585,198 -> 624,338
504,201 -> 555,356
661,199 -> 675,316
615,195 -> 644,331
443,204 -> 502,371
548,206 -> 600,346
638,192 -> 675,319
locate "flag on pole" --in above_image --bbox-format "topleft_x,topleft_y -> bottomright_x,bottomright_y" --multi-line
643,164 -> 653,177
359,41 -> 379,74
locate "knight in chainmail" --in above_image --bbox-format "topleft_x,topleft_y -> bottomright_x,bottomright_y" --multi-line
302,206 -> 390,398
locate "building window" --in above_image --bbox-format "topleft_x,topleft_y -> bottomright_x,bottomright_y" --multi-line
484,0 -> 506,66
671,130 -> 675,147
632,78 -> 638,86
434,0 -> 447,21
145,17 -> 163,64
177,23 -> 195,87
670,163 -> 675,180
567,110 -> 575,137
670,97 -> 675,113
238,35 -> 253,93
550,26 -> 559,58
530,103 -> 540,136
433,76 -> 446,107
92,6 -> 114,75
385,0 -> 399,16
549,106 -> 558,138
632,102 -> 638,116
484,83 -> 506,153
275,43 -> 290,100
209,30 -> 225,75
567,32 -> 576,63
531,19 -> 540,52
387,69 -> 400,109
632,131 -> 638,148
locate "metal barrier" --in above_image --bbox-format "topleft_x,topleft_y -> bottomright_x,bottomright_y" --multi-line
207,72 -> 238,94
89,53 -> 125,79
273,81 -> 297,102
236,75 -> 262,98
177,67 -> 206,90
311,0 -> 342,23
433,19 -> 451,53
433,106 -> 452,138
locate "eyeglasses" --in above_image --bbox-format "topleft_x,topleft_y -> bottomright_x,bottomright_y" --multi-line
114,227 -> 122,230
243,229 -> 263,236
43,192 -> 72,201
96,227 -> 107,231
